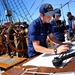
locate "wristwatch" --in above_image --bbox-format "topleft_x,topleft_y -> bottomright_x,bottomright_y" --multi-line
54,49 -> 57,55
54,44 -> 60,55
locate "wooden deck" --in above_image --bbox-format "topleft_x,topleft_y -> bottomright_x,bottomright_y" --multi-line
0,54 -> 27,69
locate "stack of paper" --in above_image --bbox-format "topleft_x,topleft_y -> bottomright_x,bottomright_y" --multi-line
23,41 -> 75,68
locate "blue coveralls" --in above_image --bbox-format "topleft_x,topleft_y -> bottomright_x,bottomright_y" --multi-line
28,17 -> 53,58
50,19 -> 66,42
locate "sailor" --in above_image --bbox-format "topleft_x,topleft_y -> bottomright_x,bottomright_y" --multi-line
17,25 -> 27,57
67,12 -> 75,40
50,8 -> 68,42
22,22 -> 29,36
28,3 -> 70,58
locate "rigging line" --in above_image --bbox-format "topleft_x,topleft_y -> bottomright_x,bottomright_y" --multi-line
68,3 -> 70,12
0,5 -> 2,25
1,0 -> 12,22
17,0 -> 30,22
9,0 -> 26,22
60,4 -> 65,22
60,0 -> 72,9
13,0 -> 25,21
59,0 -> 72,20
53,0 -> 74,6
9,0 -> 20,21
7,0 -> 19,22
71,0 -> 75,3
7,0 -> 15,22
0,7 -> 1,23
2,0 -> 8,9
20,0 -> 33,21
7,0 -> 15,21
29,0 -> 37,11
0,0 -> 8,22
13,0 -> 24,21
66,0 -> 75,3
0,0 -> 6,10
31,0 -> 44,16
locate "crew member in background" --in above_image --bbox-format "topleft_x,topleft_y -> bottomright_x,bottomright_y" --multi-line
72,20 -> 75,38
50,8 -> 68,42
28,3 -> 70,58
17,25 -> 27,57
67,12 -> 75,40
3,22 -> 11,56
22,22 -> 29,36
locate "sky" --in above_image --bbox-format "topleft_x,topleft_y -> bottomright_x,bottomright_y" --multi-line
0,0 -> 75,25
24,0 -> 75,25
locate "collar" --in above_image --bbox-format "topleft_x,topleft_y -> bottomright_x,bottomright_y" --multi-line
38,17 -> 49,27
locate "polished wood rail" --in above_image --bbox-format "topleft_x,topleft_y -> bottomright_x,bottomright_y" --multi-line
2,56 -> 75,75
0,54 -> 27,69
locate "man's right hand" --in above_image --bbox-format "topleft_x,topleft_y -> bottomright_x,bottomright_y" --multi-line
57,44 -> 69,54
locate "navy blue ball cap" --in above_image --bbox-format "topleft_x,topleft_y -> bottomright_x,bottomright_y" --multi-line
67,12 -> 71,16
39,3 -> 54,16
54,8 -> 61,16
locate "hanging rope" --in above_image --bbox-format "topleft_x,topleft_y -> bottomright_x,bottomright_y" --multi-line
7,0 -> 20,22
6,0 -> 16,22
68,3 -> 70,12
20,0 -> 33,21
2,0 -> 8,9
17,0 -> 30,22
0,0 -> 8,22
13,0 -> 24,21
31,0 -> 44,16
59,0 -> 72,24
1,0 -> 13,22
60,0 -> 72,9
60,4 -> 65,20
0,0 -> 6,10
29,0 -> 37,11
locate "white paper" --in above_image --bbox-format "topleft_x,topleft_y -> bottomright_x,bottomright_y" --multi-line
23,41 -> 75,68
23,53 -> 72,68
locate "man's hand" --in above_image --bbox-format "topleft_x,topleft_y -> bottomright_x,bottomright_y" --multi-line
62,41 -> 72,46
57,44 -> 69,54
